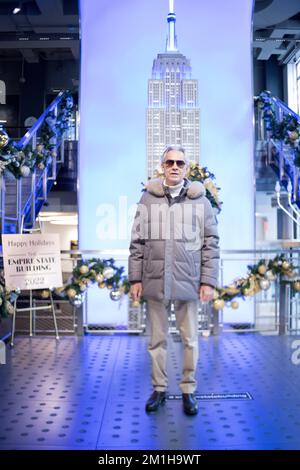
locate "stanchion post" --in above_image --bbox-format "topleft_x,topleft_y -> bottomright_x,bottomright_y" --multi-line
279,275 -> 288,335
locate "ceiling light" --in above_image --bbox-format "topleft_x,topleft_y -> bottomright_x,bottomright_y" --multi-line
13,7 -> 21,15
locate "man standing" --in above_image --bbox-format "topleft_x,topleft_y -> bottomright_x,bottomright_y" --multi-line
128,146 -> 220,415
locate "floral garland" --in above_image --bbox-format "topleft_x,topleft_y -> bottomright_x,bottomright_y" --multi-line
0,271 -> 19,317
0,92 -> 73,179
0,259 -> 131,317
152,161 -> 222,212
187,161 -> 222,212
53,258 -> 131,306
255,91 -> 300,167
1,254 -> 299,318
212,254 -> 300,310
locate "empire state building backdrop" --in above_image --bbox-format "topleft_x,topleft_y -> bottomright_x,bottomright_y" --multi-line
146,1 -> 200,177
79,0 -> 254,325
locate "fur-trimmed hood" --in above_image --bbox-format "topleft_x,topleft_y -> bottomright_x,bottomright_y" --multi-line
145,177 -> 205,199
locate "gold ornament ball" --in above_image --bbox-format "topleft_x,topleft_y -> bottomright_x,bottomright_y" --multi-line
98,282 -> 106,289
41,290 -> 50,299
258,264 -> 267,275
79,265 -> 89,275
67,288 -> 77,298
0,129 -> 9,148
289,131 -> 298,141
6,302 -> 14,315
213,299 -> 225,310
293,281 -> 300,291
282,261 -> 290,270
95,274 -> 104,283
132,300 -> 140,308
231,301 -> 239,309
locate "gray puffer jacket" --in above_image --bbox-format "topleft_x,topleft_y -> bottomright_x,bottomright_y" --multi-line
128,178 -> 220,301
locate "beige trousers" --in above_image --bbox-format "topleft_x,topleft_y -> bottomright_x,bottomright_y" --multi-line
147,299 -> 199,394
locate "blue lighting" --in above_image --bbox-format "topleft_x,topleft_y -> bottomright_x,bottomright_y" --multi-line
79,0 -> 254,323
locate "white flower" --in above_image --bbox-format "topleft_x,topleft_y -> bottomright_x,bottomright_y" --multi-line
20,165 -> 31,177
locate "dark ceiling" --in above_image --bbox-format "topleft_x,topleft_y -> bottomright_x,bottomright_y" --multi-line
253,0 -> 300,62
0,0 -> 299,64
0,0 -> 79,62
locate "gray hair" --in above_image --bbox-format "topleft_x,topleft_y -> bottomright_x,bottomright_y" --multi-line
161,145 -> 189,165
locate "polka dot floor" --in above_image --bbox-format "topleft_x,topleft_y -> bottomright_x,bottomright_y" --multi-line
0,333 -> 300,450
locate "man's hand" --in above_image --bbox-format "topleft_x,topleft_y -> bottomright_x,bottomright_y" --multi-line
130,282 -> 143,302
199,284 -> 214,302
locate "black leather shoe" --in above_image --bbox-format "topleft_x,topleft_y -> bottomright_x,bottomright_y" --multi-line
182,393 -> 198,415
145,391 -> 166,412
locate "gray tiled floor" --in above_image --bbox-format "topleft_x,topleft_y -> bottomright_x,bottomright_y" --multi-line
0,333 -> 300,449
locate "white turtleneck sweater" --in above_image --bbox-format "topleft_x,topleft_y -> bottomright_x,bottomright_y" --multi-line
163,179 -> 185,198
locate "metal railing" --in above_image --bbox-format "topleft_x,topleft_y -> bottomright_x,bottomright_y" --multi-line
3,247 -> 300,337
256,91 -> 300,205
219,248 -> 300,335
0,91 -> 71,234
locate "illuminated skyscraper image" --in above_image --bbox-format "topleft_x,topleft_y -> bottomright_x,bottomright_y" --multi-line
147,0 -> 200,177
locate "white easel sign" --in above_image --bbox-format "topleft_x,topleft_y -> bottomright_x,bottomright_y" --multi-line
2,233 -> 63,290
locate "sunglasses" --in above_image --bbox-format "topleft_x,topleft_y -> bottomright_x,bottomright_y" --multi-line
164,159 -> 186,169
